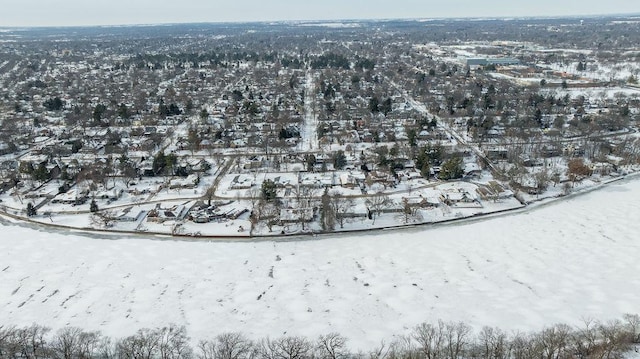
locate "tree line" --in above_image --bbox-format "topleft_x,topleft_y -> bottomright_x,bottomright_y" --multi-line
1,314 -> 639,359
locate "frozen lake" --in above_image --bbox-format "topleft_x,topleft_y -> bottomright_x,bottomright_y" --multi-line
1,178 -> 639,350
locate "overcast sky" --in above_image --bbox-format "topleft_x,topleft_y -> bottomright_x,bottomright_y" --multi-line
2,0 -> 639,27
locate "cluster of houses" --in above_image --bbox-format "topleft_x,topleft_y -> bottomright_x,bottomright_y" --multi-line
0,23 -> 638,235
188,201 -> 248,224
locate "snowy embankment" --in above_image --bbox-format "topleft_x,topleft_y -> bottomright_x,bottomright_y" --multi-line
1,178 -> 640,351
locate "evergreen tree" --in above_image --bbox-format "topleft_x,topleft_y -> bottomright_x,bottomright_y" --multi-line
43,97 -> 64,111
380,98 -> 392,116
439,157 -> 464,180
407,129 -> 418,147
368,96 -> 380,113
199,108 -> 209,121
90,199 -> 99,213
152,152 -> 166,175
32,163 -> 51,182
93,104 -> 107,122
333,150 -> 347,170
117,103 -> 130,119
26,203 -> 37,217
420,162 -> 430,179
261,180 -> 277,202
306,154 -> 316,172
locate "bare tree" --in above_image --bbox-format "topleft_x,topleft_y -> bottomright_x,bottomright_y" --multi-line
533,167 -> 549,194
14,324 -> 50,359
386,335 -> 420,359
292,185 -> 316,231
315,333 -> 348,359
401,198 -> 423,224
597,320 -> 632,359
204,186 -> 216,207
49,327 -> 103,359
199,333 -> 255,359
0,314 -> 639,359
567,158 -> 592,186
117,328 -> 161,359
157,325 -> 193,359
96,336 -> 117,359
367,341 -> 391,359
251,197 -> 280,234
0,325 -> 21,359
444,322 -> 471,359
90,209 -> 117,229
537,324 -> 571,359
118,155 -> 139,188
259,336 -> 313,359
412,321 -> 445,359
571,318 -> 599,359
330,191 -> 355,229
475,326 -> 510,359
320,189 -> 336,232
365,192 -> 391,225
623,314 -> 640,343
247,188 -> 262,235
511,332 -> 544,359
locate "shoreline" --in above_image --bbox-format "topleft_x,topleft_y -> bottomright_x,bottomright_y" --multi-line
1,172 -> 638,242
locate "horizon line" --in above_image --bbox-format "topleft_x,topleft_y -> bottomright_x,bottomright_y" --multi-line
2,12 -> 640,30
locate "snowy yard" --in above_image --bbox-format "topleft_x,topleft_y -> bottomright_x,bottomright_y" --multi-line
1,178 -> 640,350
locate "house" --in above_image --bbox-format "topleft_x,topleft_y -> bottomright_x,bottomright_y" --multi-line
230,139 -> 247,148
51,189 -> 88,205
269,175 -> 295,188
417,129 -> 432,140
169,174 -> 199,189
147,203 -> 190,223
464,163 -> 482,177
340,173 -> 358,188
230,175 -> 253,190
486,148 -> 509,161
188,158 -> 210,172
24,186 -> 58,200
93,188 -> 123,202
243,157 -> 263,170
396,170 -> 422,181
367,171 -> 395,187
299,173 -> 334,188
441,189 -> 477,205
113,208 -> 147,222
19,154 -> 49,171
0,142 -> 12,156
279,207 -> 315,224
403,195 -> 440,208
176,158 -> 209,175
285,138 -> 298,146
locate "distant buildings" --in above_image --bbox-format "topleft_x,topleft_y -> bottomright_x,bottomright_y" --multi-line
465,57 -> 521,67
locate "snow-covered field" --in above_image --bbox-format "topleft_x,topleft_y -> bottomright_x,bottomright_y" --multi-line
1,178 -> 640,350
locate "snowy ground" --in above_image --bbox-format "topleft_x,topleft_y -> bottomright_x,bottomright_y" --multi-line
1,178 -> 640,350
